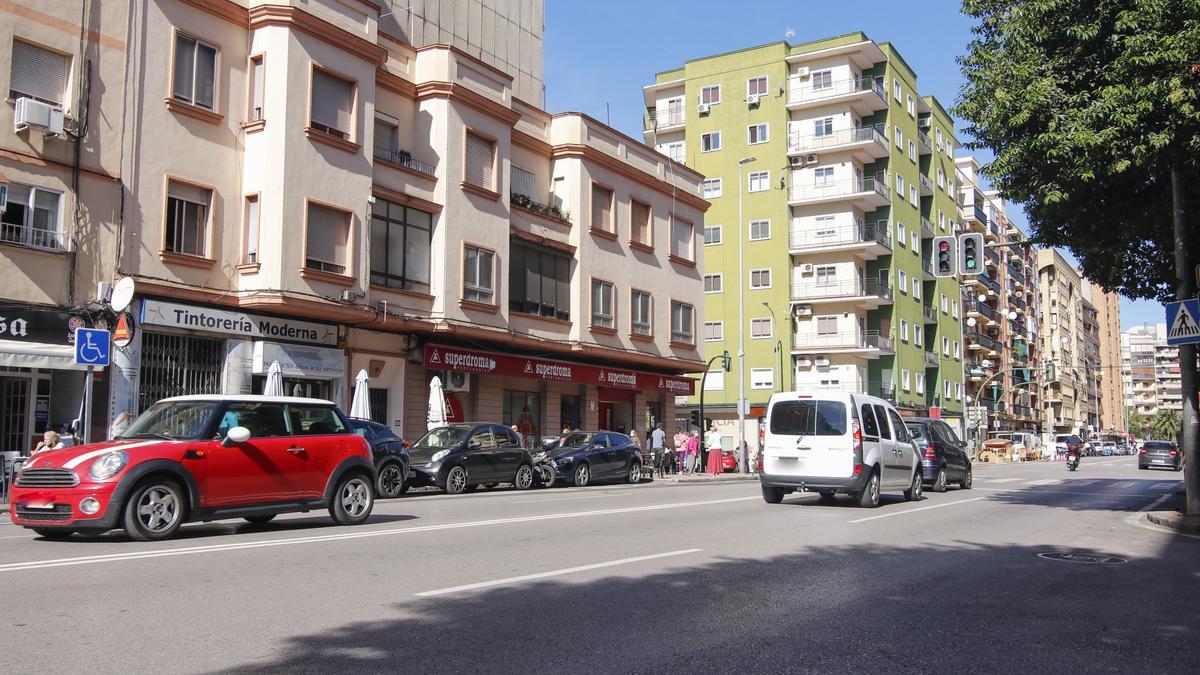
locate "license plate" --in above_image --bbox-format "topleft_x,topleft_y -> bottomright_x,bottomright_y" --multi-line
1152,459 -> 1165,464
21,502 -> 54,510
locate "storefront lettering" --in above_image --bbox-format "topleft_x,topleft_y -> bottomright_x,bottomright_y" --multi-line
535,363 -> 572,380
441,351 -> 496,371
0,317 -> 29,338
175,308 -> 255,334
142,299 -> 338,346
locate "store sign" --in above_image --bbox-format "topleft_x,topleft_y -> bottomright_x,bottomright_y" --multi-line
141,299 -> 338,346
424,344 -> 696,395
253,341 -> 346,379
0,308 -> 77,344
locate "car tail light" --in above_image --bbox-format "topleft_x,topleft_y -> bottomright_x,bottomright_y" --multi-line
853,464 -> 863,475
756,453 -> 763,472
1140,449 -> 1147,455
852,418 -> 863,454
1170,449 -> 1178,456
923,445 -> 937,461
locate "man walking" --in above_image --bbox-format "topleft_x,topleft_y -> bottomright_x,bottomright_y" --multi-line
650,423 -> 667,477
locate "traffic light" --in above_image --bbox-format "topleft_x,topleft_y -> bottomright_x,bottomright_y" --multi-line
959,232 -> 984,276
932,236 -> 956,277
1044,360 -> 1056,382
689,410 -> 701,428
721,351 -> 732,372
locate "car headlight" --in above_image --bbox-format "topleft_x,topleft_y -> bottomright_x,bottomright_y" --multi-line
431,450 -> 450,463
89,451 -> 128,480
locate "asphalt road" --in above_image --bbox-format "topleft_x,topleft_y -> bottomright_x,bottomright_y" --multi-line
1,457 -> 1197,673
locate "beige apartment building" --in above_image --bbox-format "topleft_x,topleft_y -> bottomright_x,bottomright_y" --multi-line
0,0 -> 706,451
1122,323 -> 1182,419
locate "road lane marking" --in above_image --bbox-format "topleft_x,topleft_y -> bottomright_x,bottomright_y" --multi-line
981,478 -> 1022,484
1025,479 -> 1061,486
415,549 -> 702,597
976,488 -> 1154,498
849,497 -> 988,523
1113,481 -> 1135,489
0,495 -> 760,573
511,495 -> 617,504
1151,482 -> 1180,492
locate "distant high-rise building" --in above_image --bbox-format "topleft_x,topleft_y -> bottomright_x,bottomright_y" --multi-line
1121,323 -> 1182,419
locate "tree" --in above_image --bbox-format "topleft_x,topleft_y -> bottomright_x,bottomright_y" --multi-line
954,0 -> 1200,302
1152,409 -> 1182,441
1128,409 -> 1154,439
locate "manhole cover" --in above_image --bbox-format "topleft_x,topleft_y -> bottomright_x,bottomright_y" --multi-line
1037,552 -> 1128,565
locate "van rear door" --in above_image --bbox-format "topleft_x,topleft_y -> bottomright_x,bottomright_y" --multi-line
855,397 -> 882,475
764,398 -> 852,478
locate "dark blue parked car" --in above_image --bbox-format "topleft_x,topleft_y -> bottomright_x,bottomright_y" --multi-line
904,418 -> 972,492
347,418 -> 411,499
539,431 -> 643,487
408,423 -> 535,494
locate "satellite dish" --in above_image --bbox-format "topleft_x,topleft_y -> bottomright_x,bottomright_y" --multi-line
109,277 -> 136,313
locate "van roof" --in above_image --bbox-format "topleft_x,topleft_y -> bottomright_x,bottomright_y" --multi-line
768,391 -> 887,405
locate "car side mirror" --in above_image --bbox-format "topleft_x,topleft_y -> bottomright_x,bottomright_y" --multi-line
223,426 -> 251,447
354,428 -> 368,438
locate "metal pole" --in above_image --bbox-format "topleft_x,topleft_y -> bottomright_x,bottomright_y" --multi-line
83,365 -> 94,444
762,302 -> 781,393
1171,160 -> 1199,514
737,159 -> 750,473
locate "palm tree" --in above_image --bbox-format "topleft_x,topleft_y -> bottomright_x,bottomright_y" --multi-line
1151,409 -> 1182,441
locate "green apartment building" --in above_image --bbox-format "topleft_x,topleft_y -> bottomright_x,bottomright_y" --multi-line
642,33 -> 965,435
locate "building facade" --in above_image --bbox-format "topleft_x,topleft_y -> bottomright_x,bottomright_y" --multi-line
1122,323 -> 1181,420
642,33 -> 965,442
1089,280 -> 1124,433
0,0 -> 704,452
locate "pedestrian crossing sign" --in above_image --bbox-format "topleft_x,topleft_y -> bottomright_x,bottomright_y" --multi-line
1165,299 -> 1200,345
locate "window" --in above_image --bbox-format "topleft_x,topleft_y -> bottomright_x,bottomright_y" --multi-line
704,370 -> 725,391
898,222 -> 908,247
310,68 -> 355,139
902,369 -> 911,391
700,84 -> 721,104
221,402 -> 290,438
896,173 -> 905,193
748,171 -> 769,192
591,279 -> 614,328
913,276 -> 921,300
305,202 -> 350,274
911,230 -> 919,250
895,126 -> 903,149
749,219 -> 770,241
812,70 -> 833,90
701,131 -> 721,152
910,185 -> 918,205
894,79 -> 902,100
465,132 -> 497,190
751,317 -> 773,338
815,265 -> 836,284
165,180 -> 211,257
0,183 -> 63,250
631,200 -> 652,246
750,269 -> 771,289
248,55 -> 264,120
751,368 -> 774,390
814,166 -> 834,185
954,340 -> 961,359
908,140 -> 916,161
704,321 -> 724,342
290,405 -> 349,435
907,94 -> 915,116
873,404 -> 892,439
10,39 -> 70,106
370,199 -> 432,293
914,325 -> 923,346
900,320 -> 910,342
939,210 -> 946,230
463,245 -> 494,304
952,301 -> 959,318
945,380 -> 952,398
631,290 -> 652,336
936,128 -> 944,147
748,123 -> 769,144
702,178 -> 723,198
591,184 -> 614,233
510,243 -> 570,319
243,195 -> 260,264
942,336 -> 950,356
664,142 -> 684,163
898,270 -> 908,294
704,225 -> 722,245
814,215 -> 837,237
916,373 -> 925,394
173,33 -> 217,110
956,383 -> 964,400
936,168 -> 945,188
671,217 -> 694,261
814,117 -> 833,136
510,165 -> 538,200
671,301 -> 695,344
941,293 -> 948,313
704,274 -> 723,293
747,76 -> 768,97
817,316 -> 837,334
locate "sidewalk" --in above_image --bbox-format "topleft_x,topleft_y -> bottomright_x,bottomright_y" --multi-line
650,471 -> 759,484
1144,490 -> 1200,535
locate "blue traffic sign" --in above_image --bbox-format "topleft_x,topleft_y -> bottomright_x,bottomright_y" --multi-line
74,328 -> 111,366
1165,299 -> 1200,346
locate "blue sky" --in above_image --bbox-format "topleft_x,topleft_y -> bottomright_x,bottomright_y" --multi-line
543,0 -> 1165,330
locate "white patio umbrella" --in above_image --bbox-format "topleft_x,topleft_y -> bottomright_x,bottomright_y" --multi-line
427,375 -> 449,431
263,360 -> 285,396
349,369 -> 371,420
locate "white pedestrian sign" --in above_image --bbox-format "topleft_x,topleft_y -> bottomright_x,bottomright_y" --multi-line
1166,299 -> 1200,345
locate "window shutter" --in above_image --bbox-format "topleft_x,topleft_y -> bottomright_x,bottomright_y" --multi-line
671,219 -> 692,259
312,70 -> 353,134
167,181 -> 211,206
465,133 -> 494,188
591,185 -> 612,231
511,166 -> 537,199
11,40 -> 69,106
307,204 -> 348,266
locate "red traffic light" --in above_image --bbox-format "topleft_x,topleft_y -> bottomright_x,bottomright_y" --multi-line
939,241 -> 950,251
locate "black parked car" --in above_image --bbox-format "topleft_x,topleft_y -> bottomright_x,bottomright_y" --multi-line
905,417 -> 973,492
1139,440 -> 1183,471
408,423 -> 535,494
541,431 -> 643,487
348,418 -> 411,499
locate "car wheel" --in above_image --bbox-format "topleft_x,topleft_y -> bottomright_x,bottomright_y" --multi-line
329,473 -> 374,526
32,528 -> 75,539
961,464 -> 974,490
123,479 -> 185,542
904,470 -> 923,501
376,462 -> 406,499
243,515 -> 276,525
761,483 -> 784,504
573,462 -> 591,487
626,462 -> 641,484
537,464 -> 557,488
513,464 -> 534,490
444,465 -> 469,494
1138,464 -> 1146,470
932,467 -> 948,493
856,470 -> 880,508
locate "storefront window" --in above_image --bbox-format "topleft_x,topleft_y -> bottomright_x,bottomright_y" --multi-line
140,333 -> 225,413
645,401 -> 662,434
502,390 -> 541,448
369,388 -> 388,426
560,394 -> 581,431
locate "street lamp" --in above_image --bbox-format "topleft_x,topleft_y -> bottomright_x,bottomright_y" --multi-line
737,156 -> 757,473
761,301 -> 784,393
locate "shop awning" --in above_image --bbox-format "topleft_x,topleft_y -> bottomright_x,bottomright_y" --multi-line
0,339 -> 88,371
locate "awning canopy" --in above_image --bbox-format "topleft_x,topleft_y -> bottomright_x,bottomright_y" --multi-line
0,339 -> 88,371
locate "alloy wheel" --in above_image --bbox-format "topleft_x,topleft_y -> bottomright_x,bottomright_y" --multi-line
379,465 -> 404,497
136,485 -> 181,533
514,465 -> 533,490
446,466 -> 467,493
340,477 -> 371,518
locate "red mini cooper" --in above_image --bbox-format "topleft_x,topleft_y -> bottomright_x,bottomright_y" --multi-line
9,395 -> 376,541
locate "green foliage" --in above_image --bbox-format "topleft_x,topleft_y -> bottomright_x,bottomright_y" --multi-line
1128,408 -> 1154,439
955,0 -> 1200,302
1151,408 -> 1182,440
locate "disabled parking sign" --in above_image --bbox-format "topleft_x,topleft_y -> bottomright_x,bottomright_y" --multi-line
74,328 -> 111,367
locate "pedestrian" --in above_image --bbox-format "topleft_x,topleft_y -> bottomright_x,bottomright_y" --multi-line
33,430 -> 64,455
650,423 -> 667,477
687,429 -> 700,473
745,441 -> 756,473
674,427 -> 688,474
630,429 -> 643,453
706,431 -> 723,475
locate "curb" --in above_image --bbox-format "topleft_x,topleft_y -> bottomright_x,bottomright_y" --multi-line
653,474 -> 759,484
1145,510 -> 1200,535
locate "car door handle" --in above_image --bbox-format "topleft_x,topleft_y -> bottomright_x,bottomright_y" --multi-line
287,447 -> 307,454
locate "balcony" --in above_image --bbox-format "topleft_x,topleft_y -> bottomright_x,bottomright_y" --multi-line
983,247 -> 1001,269
800,381 -> 897,402
0,224 -> 69,252
792,330 -> 894,356
786,75 -> 888,115
966,361 -> 992,381
788,221 -> 891,259
962,201 -> 988,234
924,349 -> 939,368
788,126 -> 889,161
967,330 -> 1002,355
788,176 -> 890,210
966,300 -> 1000,325
918,174 -> 934,197
374,147 -> 437,177
923,304 -> 938,324
917,130 -> 932,154
965,271 -> 1001,296
790,278 -> 893,308
921,256 -> 934,281
920,216 -> 935,238
643,105 -> 684,132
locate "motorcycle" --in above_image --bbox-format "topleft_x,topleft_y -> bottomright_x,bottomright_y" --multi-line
532,439 -> 558,487
1066,451 -> 1079,472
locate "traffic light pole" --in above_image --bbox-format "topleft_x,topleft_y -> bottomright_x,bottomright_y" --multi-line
697,351 -> 730,472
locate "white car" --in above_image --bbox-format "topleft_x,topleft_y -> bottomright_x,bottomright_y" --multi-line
759,391 -> 922,508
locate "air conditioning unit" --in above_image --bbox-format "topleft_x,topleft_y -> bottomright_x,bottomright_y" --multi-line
697,102 -> 710,115
789,155 -> 804,168
796,304 -> 813,316
815,356 -> 831,367
746,94 -> 761,106
799,263 -> 815,274
443,370 -> 471,392
795,67 -> 810,78
797,357 -> 812,367
14,97 -> 64,136
805,154 -> 819,165
918,117 -> 932,128
339,289 -> 357,303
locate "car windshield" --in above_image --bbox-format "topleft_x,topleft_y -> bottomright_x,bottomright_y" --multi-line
414,427 -> 470,449
1145,442 -> 1174,450
116,401 -> 222,440
558,432 -> 595,449
770,400 -> 847,436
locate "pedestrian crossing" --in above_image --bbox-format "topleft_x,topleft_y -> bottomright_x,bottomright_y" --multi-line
976,477 -> 1181,493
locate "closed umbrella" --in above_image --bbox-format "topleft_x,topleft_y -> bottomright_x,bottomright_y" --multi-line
263,361 -> 284,396
427,376 -> 448,431
350,369 -> 371,420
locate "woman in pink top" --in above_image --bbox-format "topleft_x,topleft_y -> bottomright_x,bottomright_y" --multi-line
673,428 -> 688,474
686,430 -> 700,474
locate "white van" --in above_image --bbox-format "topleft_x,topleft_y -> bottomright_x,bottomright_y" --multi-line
760,391 -> 922,508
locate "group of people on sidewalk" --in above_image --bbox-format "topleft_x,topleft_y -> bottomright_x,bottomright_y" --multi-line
628,423 -> 744,476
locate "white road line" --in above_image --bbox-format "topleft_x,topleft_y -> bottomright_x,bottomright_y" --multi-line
849,497 -> 987,524
415,549 -> 702,597
1025,479 -> 1061,486
0,495 -> 759,573
981,478 -> 1022,484
1151,482 -> 1180,492
511,495 -> 616,504
1113,481 -> 1136,489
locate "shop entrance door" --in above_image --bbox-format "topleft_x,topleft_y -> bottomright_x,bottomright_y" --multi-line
0,377 -> 30,453
598,402 -> 614,431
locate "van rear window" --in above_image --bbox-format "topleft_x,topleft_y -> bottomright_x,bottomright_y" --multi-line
770,400 -> 847,436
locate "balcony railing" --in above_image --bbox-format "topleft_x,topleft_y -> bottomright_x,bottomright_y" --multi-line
788,126 -> 887,154
0,224 -> 69,251
788,221 -> 891,250
791,279 -> 893,302
917,130 -> 932,153
644,105 -> 684,131
793,330 -> 893,351
922,304 -> 938,323
984,247 -> 1001,268
787,75 -> 886,106
920,216 -> 935,237
924,349 -> 939,368
967,330 -> 1001,353
511,192 -> 572,224
374,147 -> 437,176
973,203 -> 989,226
975,272 -> 1001,295
918,174 -> 934,195
966,300 -> 1000,322
802,381 -> 897,402
789,177 -> 888,203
